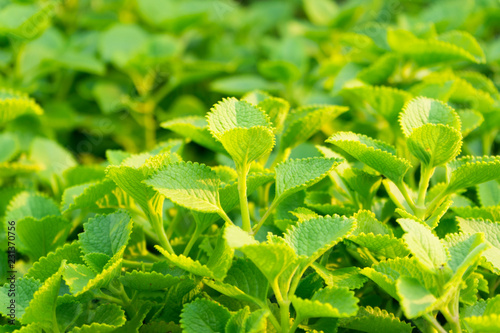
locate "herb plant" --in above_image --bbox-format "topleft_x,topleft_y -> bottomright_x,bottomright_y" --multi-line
0,0 -> 500,333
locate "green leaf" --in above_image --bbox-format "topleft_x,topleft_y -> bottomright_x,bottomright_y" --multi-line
0,278 -> 42,321
341,85 -> 411,123
335,166 -> 382,206
107,152 -> 180,213
446,156 -> 500,193
161,116 -> 226,153
68,302 -> 127,332
63,165 -> 106,187
106,150 -> 132,166
99,23 -> 149,68
83,253 -> 111,273
17,215 -> 71,260
258,59 -> 301,83
216,127 -> 275,169
387,29 -> 485,65
29,137 -> 77,189
63,264 -> 98,295
26,242 -> 85,282
477,180 -> 500,207
283,215 -> 356,260
291,286 -> 359,320
281,105 -> 347,150
398,218 -> 449,272
0,2 -> 55,39
458,218 -> 500,272
70,323 -> 116,333
444,232 -> 487,277
207,97 -> 272,137
304,191 -> 357,216
458,109 -> 483,137
5,192 -> 69,259
61,179 -> 119,213
63,252 -> 123,296
254,96 -> 290,133
348,234 -> 410,259
0,161 -> 41,178
5,192 -> 60,221
303,0 -> 338,26
0,88 -> 42,125
338,306 -> 414,333
225,225 -> 296,284
204,259 -> 268,306
362,257 -> 437,300
438,30 -> 485,63
225,307 -> 268,333
274,157 -> 341,202
145,161 -> 223,214
22,265 -> 63,327
357,53 -> 400,85
312,265 -> 368,289
396,276 -> 438,318
207,97 -> 274,169
463,295 -> 500,332
464,315 -> 500,332
406,124 -> 462,167
156,230 -> 233,281
0,132 -> 18,163
326,132 -> 412,183
352,210 -> 390,236
120,271 -> 180,291
399,97 -> 461,137
78,210 -> 132,257
180,299 -> 231,333
453,206 -> 500,222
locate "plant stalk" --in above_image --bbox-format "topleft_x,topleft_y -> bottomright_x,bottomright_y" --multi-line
396,181 -> 418,215
147,199 -> 174,254
416,164 -> 434,219
238,166 -> 252,232
423,313 -> 448,333
272,281 -> 290,333
253,198 -> 280,234
184,225 -> 202,256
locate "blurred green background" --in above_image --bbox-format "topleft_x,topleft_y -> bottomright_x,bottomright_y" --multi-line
0,0 -> 499,162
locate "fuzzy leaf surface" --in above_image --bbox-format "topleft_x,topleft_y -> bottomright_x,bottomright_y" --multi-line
327,132 -> 411,183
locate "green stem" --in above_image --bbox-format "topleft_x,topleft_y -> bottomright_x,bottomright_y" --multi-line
148,199 -> 174,254
238,166 -> 252,232
272,281 -> 290,333
288,265 -> 307,299
95,293 -> 124,306
253,198 -> 280,235
258,301 -> 281,332
426,189 -> 450,218
184,225 -> 202,256
423,313 -> 448,333
218,209 -> 234,226
122,259 -> 153,269
442,305 -> 461,333
289,316 -> 302,333
396,181 -> 418,215
52,305 -> 61,333
416,165 -> 434,219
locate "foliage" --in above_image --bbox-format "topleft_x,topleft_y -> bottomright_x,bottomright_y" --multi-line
0,0 -> 500,332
